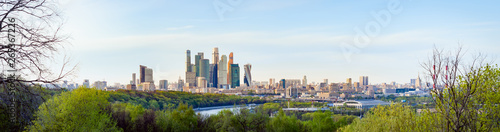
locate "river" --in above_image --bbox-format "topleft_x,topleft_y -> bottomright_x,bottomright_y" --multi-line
196,104 -> 260,116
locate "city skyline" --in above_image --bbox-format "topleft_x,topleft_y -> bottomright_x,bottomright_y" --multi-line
55,0 -> 500,85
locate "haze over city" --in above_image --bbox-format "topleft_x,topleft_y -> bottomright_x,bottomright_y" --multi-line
56,0 -> 500,85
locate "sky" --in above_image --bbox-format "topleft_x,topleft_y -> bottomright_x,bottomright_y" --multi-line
54,0 -> 500,85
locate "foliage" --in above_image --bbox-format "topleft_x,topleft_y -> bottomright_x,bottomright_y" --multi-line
0,84 -> 57,131
267,109 -> 305,132
108,90 -> 266,110
27,87 -> 121,131
341,103 -> 429,132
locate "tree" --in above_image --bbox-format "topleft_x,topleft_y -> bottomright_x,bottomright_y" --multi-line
341,103 -> 425,132
421,46 -> 499,131
0,0 -> 75,131
27,87 -> 120,131
266,109 -> 303,132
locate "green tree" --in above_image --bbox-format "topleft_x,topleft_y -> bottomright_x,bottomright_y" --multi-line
266,109 -> 303,132
27,87 -> 120,131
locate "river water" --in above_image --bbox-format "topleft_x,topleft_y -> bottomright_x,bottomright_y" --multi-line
196,104 -> 260,116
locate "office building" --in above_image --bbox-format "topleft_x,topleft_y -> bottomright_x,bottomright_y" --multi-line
159,80 -> 168,90
302,75 -> 307,87
210,64 -> 218,87
360,76 -> 369,86
178,77 -> 184,91
212,47 -> 219,64
83,79 -> 90,88
185,72 -> 196,86
415,74 -> 422,88
140,65 -> 153,83
324,79 -> 328,85
243,64 -> 252,86
186,50 -> 192,72
142,82 -> 155,91
227,52 -> 233,87
218,55 -> 228,88
269,78 -> 275,88
280,79 -> 286,89
132,73 -> 136,85
195,52 -> 203,77
140,65 -> 146,83
346,78 -> 352,89
197,77 -> 207,88
230,64 -> 240,88
200,59 -> 210,86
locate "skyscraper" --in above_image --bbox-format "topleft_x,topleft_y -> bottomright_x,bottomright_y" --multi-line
186,50 -> 192,72
243,64 -> 252,86
159,80 -> 168,90
346,78 -> 352,89
212,47 -> 219,65
195,52 -> 203,77
218,55 -> 228,88
360,76 -> 369,86
132,73 -> 136,85
140,65 -> 153,83
186,50 -> 196,86
140,65 -> 146,83
227,52 -> 233,87
302,75 -> 307,87
210,47 -> 219,88
230,64 -> 239,88
416,74 -> 422,88
200,59 -> 210,86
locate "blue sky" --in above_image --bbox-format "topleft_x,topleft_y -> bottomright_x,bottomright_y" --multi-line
56,0 -> 500,85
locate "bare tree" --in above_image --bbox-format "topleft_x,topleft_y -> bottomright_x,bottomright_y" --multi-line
0,0 -> 75,131
421,45 -> 494,131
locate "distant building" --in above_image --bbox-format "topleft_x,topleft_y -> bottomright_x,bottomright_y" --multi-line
186,50 -> 192,72
302,76 -> 307,87
126,84 -> 137,90
185,72 -> 196,86
195,52 -> 203,77
140,65 -> 153,84
360,76 -> 369,86
178,77 -> 184,91
83,79 -> 90,88
132,73 -> 136,85
142,82 -> 155,91
230,64 -> 240,88
200,59 -> 209,86
287,87 -> 298,98
92,81 -> 107,90
218,55 -> 228,88
410,79 -> 416,86
346,78 -> 352,89
159,80 -> 168,90
243,64 -> 252,87
227,52 -> 233,88
197,77 -> 207,88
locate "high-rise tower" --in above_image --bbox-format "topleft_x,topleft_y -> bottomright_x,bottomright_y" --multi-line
227,52 -> 233,87
200,59 -> 210,86
140,65 -> 147,83
218,55 -> 228,88
230,64 -> 239,88
302,75 -> 307,87
212,47 -> 219,64
195,52 -> 204,77
243,64 -> 252,87
186,50 -> 192,72
360,76 -> 369,86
